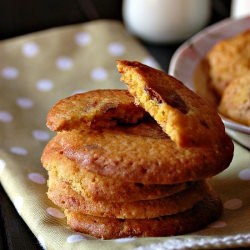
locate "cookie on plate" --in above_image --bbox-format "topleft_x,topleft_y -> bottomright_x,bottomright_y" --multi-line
206,30 -> 250,96
218,74 -> 250,126
117,60 -> 228,147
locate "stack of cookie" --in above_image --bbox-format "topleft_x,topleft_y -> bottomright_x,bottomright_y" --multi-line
41,61 -> 234,239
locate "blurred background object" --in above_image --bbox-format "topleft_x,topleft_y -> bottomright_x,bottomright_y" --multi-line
0,0 -> 123,39
122,0 -> 211,44
231,0 -> 250,18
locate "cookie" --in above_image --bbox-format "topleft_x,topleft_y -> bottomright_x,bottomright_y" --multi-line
117,60 -> 228,148
218,74 -> 250,126
64,191 -> 222,239
47,174 -> 208,219
41,61 -> 232,239
206,30 -> 250,96
46,89 -> 146,131
41,137 -> 188,202
55,122 -> 233,184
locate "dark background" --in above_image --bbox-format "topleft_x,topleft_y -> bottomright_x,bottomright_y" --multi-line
0,0 -> 231,40
0,1 -> 232,250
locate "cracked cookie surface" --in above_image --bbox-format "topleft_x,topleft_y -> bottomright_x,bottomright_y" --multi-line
117,60 -> 229,148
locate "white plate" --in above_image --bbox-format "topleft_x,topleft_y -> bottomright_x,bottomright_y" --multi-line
169,16 -> 250,148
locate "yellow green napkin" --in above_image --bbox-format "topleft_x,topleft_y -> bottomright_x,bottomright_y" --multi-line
0,20 -> 250,250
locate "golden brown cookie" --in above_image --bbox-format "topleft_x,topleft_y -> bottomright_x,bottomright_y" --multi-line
117,60 -> 228,148
47,89 -> 146,131
218,74 -> 250,126
54,122 -> 233,185
206,30 -> 250,96
41,137 -> 188,202
64,191 -> 222,239
47,174 -> 208,219
41,63 -> 232,239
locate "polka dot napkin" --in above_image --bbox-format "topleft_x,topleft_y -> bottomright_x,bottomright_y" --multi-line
0,20 -> 250,250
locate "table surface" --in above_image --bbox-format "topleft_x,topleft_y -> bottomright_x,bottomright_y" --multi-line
1,1 -> 240,249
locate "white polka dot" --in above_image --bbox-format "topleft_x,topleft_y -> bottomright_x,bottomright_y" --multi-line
22,42 -> 40,58
16,97 -> 34,109
208,220 -> 227,228
56,57 -> 74,70
67,234 -> 87,243
108,42 -> 126,56
46,207 -> 65,219
90,67 -> 108,81
28,173 -> 46,184
37,235 -> 47,250
239,168 -> 250,181
75,32 -> 92,46
10,146 -> 28,155
1,67 -> 19,79
14,196 -> 24,214
114,237 -> 136,243
32,130 -> 50,141
36,79 -> 54,92
0,111 -> 13,122
224,198 -> 243,210
0,159 -> 6,176
142,57 -> 160,69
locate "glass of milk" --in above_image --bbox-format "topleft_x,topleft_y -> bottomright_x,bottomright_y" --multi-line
122,0 -> 211,43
